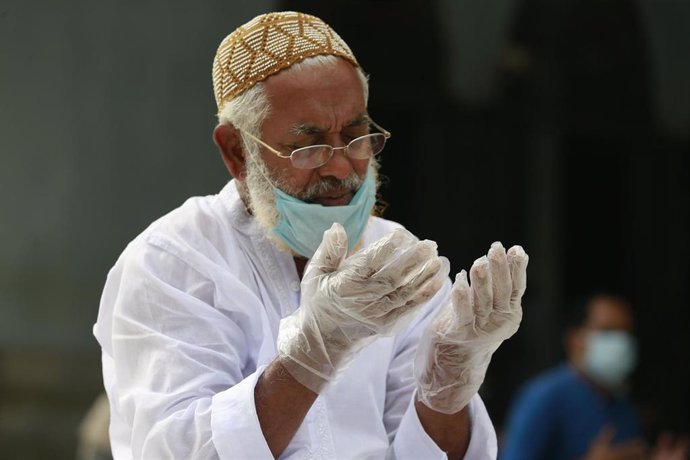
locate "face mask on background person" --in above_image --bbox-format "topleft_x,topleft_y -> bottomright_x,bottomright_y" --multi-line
272,170 -> 376,258
583,330 -> 638,389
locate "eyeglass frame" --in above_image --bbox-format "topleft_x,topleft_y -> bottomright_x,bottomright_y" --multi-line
239,118 -> 391,169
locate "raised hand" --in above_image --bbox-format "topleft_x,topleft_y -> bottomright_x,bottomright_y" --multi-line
415,242 -> 528,414
278,223 -> 450,393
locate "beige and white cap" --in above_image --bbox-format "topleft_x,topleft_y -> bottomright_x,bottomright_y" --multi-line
212,11 -> 359,111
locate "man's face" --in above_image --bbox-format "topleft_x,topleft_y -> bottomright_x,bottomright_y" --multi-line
255,57 -> 371,200
241,58 -> 375,252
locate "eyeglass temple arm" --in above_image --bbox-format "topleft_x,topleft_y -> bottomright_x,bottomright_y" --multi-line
239,129 -> 291,158
368,118 -> 392,139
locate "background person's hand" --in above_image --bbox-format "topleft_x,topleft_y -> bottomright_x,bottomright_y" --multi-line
650,432 -> 690,460
585,426 -> 647,460
278,223 -> 450,393
414,242 -> 528,414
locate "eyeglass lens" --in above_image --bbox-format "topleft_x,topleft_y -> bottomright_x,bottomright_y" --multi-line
291,133 -> 387,169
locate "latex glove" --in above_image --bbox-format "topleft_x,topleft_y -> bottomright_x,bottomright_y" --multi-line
278,223 -> 450,393
414,242 -> 528,414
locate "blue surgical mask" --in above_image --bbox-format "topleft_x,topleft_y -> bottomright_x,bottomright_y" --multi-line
583,331 -> 637,389
272,171 -> 376,258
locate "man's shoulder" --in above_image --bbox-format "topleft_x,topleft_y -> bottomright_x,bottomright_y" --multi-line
118,183 -> 241,265
140,194 -> 225,242
518,363 -> 577,401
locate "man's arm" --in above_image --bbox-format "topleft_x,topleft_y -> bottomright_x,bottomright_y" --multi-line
412,243 -> 529,457
383,279 -> 496,460
96,238 -> 279,459
255,339 -> 473,460
254,360 -> 317,458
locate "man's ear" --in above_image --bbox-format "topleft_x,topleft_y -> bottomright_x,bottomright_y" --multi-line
213,123 -> 246,181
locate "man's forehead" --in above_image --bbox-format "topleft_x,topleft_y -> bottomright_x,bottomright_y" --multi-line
586,297 -> 634,330
259,57 -> 368,136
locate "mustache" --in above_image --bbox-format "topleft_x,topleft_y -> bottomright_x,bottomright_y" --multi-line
297,174 -> 364,202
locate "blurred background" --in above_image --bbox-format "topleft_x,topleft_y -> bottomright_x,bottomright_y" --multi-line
1,0 -> 688,458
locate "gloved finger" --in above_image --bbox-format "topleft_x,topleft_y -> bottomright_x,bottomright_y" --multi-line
399,254 -> 448,301
327,237 -> 423,301
377,267 -> 447,329
395,241 -> 445,290
452,270 -> 474,329
365,253 -> 447,318
304,223 -> 348,278
375,298 -> 425,333
470,256 -> 493,321
365,228 -> 418,274
336,239 -> 438,303
488,242 -> 511,312
370,239 -> 440,291
507,245 -> 528,307
395,254 -> 449,300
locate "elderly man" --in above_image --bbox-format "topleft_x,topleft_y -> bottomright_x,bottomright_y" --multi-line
94,12 -> 528,459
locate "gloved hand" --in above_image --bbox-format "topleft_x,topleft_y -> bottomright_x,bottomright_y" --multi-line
278,223 -> 450,393
414,242 -> 528,414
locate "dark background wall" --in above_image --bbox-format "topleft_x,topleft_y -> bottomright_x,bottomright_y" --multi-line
1,0 -> 687,458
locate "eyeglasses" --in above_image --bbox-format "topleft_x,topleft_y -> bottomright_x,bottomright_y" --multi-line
240,119 -> 391,170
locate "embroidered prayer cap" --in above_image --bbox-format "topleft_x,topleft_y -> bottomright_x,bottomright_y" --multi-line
212,11 -> 359,111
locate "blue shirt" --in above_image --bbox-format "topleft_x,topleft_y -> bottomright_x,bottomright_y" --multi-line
500,364 -> 642,460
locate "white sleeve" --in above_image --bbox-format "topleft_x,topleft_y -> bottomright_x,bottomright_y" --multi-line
95,235 -> 273,459
384,281 -> 498,460
210,364 -> 272,458
389,394 -> 497,460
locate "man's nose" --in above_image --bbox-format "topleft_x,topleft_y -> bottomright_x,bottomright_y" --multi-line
317,139 -> 353,180
317,149 -> 353,179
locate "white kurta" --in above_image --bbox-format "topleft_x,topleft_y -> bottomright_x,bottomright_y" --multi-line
93,180 -> 498,459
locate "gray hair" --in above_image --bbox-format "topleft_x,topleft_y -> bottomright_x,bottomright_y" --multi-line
217,55 -> 369,158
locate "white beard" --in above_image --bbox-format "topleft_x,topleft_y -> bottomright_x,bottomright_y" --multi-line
243,150 -> 291,253
243,149 -> 379,256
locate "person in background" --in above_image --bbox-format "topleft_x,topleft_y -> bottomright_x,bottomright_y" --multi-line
93,11 -> 529,459
500,294 -> 689,460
